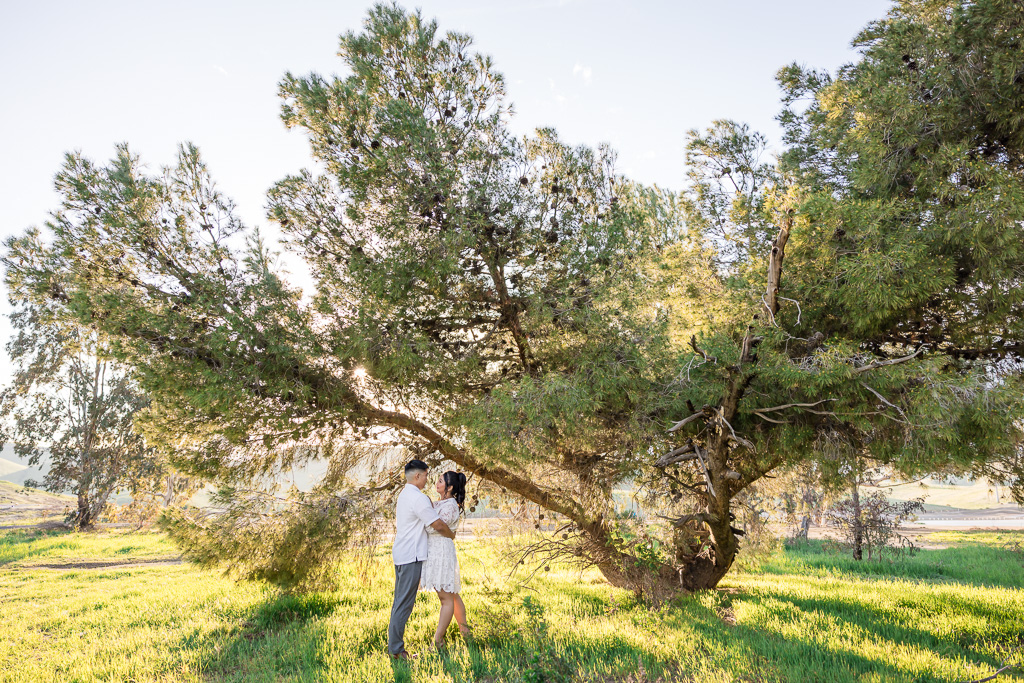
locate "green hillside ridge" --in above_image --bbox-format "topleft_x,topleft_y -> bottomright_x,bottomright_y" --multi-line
0,480 -> 74,527
0,446 -> 49,487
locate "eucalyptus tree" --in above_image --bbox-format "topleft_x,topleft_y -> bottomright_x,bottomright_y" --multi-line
0,296 -> 151,528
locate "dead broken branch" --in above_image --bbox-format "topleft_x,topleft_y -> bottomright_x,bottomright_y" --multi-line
852,346 -> 925,375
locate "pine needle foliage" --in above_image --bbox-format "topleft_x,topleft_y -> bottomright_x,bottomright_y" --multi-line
2,4 -> 680,594
651,0 -> 1023,592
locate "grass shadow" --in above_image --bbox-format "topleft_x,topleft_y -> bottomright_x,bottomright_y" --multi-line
765,591 -> 1010,672
662,591 -> 987,682
181,592 -> 346,682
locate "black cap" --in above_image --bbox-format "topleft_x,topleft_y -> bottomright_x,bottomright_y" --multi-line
404,459 -> 429,473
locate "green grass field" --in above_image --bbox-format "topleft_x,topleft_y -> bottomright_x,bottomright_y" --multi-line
0,528 -> 1021,683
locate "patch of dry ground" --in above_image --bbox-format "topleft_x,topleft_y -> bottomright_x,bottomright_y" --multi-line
21,557 -> 183,570
0,480 -> 73,526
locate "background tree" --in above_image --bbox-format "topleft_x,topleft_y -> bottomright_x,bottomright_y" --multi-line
0,295 -> 152,529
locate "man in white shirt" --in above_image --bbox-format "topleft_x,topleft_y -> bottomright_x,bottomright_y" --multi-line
388,459 -> 456,660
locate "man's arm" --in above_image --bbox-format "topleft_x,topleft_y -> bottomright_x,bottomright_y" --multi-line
413,494 -> 454,539
429,519 -> 456,539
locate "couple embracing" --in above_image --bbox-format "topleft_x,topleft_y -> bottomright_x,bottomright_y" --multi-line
388,459 -> 471,660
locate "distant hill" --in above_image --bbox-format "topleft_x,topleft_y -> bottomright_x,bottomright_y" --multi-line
0,479 -> 73,506
0,457 -> 25,478
885,476 -> 1018,510
1,444 -> 400,508
0,479 -> 74,524
0,445 -> 49,487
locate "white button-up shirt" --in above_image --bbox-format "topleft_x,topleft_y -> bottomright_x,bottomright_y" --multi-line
393,483 -> 441,565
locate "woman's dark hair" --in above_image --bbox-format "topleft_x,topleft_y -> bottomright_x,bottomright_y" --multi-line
443,471 -> 467,511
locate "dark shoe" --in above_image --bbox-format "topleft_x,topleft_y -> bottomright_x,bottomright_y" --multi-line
390,650 -> 416,661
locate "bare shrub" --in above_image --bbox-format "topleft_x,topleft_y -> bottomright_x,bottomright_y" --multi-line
826,492 -> 924,560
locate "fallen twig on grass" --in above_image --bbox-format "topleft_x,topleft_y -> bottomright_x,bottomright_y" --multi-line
959,649 -> 1020,683
959,663 -> 1016,683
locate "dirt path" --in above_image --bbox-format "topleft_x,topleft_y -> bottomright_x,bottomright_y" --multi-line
19,557 -> 184,571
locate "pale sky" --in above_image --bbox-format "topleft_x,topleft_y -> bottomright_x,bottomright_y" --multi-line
0,0 -> 892,385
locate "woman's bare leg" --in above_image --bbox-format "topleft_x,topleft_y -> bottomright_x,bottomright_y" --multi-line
453,594 -> 470,634
434,590 -> 456,645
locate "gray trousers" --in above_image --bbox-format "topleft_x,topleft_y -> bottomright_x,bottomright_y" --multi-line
388,561 -> 422,655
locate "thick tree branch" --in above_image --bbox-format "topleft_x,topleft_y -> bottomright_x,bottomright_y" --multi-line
763,210 -> 793,321
668,411 -> 706,433
655,443 -> 697,467
689,335 -> 717,363
660,511 -> 716,528
356,402 -> 587,522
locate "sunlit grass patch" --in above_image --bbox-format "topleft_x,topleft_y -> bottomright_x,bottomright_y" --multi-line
760,534 -> 1024,588
0,529 -> 1021,682
0,526 -> 177,566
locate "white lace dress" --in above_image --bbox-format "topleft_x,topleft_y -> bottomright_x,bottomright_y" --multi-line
419,498 -> 461,593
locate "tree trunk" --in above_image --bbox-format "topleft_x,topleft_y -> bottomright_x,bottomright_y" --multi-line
851,477 -> 863,561
589,518 -> 739,600
75,493 -> 93,529
591,212 -> 794,596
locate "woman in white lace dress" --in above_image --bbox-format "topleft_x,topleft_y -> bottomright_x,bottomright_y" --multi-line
420,470 -> 471,648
